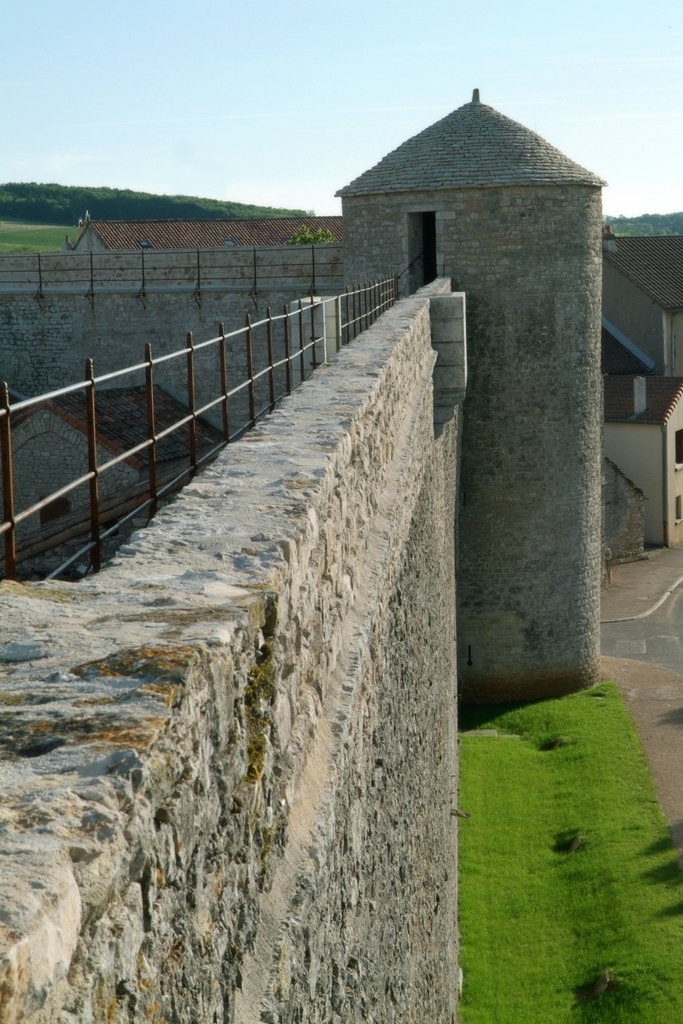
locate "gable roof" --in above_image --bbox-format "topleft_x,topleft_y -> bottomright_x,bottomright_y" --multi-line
601,328 -> 651,375
336,92 -> 604,197
17,386 -> 222,470
600,317 -> 654,375
603,235 -> 683,310
604,375 -> 683,423
74,216 -> 343,251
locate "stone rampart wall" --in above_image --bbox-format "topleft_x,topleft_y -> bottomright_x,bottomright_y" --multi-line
0,282 -> 461,1024
0,246 -> 345,427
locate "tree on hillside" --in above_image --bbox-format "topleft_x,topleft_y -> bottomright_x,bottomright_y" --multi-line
604,211 -> 683,236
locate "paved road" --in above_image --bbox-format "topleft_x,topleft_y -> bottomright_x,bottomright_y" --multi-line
601,547 -> 683,867
602,589 -> 683,675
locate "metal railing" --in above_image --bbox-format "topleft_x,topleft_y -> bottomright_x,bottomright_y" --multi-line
0,244 -> 345,307
0,275 -> 398,581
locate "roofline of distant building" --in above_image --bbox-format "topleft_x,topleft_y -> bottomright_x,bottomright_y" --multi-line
601,316 -> 655,371
603,241 -> 683,313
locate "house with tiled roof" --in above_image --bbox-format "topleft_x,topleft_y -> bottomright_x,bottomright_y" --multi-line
604,374 -> 683,545
602,230 -> 683,375
73,216 -> 343,252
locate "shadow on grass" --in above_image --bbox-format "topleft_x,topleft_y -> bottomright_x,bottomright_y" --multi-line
458,701 -> 527,732
656,901 -> 683,917
642,836 -> 673,856
641,860 -> 683,885
458,695 -> 559,733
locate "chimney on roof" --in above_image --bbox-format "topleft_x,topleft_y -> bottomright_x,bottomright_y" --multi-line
471,88 -> 481,104
634,376 -> 647,416
602,224 -> 616,253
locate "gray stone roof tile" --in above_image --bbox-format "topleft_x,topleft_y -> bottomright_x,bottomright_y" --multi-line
337,94 -> 605,197
604,235 -> 683,310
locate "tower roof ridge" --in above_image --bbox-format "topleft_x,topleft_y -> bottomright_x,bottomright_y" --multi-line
336,95 -> 605,197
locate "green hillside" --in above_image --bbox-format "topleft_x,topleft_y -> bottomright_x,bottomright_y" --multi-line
0,220 -> 79,253
0,183 -> 309,226
604,211 -> 683,236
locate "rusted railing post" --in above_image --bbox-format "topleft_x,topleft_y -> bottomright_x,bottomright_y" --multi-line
84,358 -> 101,573
310,298 -> 317,371
186,331 -> 197,476
335,295 -> 342,354
344,286 -> 350,345
0,382 -> 16,580
218,322 -> 229,441
144,343 -> 158,520
321,299 -> 328,363
298,300 -> 305,381
352,285 -> 357,339
266,307 -> 275,411
245,314 -> 255,424
283,304 -> 292,395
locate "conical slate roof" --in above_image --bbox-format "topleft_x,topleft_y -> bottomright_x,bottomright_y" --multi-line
336,92 -> 605,197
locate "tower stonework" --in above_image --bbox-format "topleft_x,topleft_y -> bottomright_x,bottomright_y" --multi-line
338,93 -> 604,702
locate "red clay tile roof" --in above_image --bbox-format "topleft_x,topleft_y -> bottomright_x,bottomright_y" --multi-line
604,236 -> 683,310
30,386 -> 222,470
75,217 -> 343,251
604,375 -> 683,423
601,327 -> 651,375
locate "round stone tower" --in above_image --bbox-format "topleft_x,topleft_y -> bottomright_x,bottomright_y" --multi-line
337,91 -> 604,702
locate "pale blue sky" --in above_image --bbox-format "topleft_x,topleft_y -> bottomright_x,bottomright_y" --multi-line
2,0 -> 682,217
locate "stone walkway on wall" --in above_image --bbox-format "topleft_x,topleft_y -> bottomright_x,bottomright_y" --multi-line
601,546 -> 683,869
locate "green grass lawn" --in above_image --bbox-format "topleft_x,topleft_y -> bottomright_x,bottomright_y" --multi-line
0,219 -> 79,252
458,683 -> 683,1023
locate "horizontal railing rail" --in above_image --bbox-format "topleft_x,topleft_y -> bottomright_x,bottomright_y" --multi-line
0,274 -> 398,581
0,244 -> 345,305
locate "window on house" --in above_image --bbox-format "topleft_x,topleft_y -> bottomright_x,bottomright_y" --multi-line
677,495 -> 682,523
223,238 -> 237,246
138,239 -> 152,249
676,429 -> 683,465
39,496 -> 70,526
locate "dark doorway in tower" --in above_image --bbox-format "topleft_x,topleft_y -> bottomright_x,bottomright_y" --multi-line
422,212 -> 437,284
407,211 -> 437,293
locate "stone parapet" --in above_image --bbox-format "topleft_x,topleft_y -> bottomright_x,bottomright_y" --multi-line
0,288 -> 459,1023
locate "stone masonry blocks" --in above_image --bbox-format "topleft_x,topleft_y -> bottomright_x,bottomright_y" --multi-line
343,184 -> 603,701
0,291 -> 459,1024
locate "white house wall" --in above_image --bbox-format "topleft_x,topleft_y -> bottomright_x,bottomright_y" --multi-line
604,422 -> 663,544
665,398 -> 683,546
